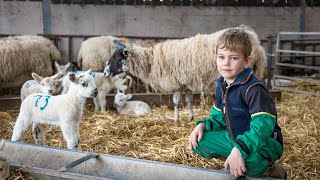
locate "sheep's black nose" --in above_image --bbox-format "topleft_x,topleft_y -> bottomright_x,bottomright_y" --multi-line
48,89 -> 53,94
92,88 -> 98,97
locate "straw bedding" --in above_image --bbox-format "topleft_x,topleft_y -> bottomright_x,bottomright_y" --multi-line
0,91 -> 319,179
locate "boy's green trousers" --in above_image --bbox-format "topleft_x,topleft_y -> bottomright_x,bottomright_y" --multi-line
192,130 -> 283,178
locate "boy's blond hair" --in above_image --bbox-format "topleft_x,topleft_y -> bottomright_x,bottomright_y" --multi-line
216,28 -> 252,58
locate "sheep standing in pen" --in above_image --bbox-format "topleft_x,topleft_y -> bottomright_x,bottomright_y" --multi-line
55,61 -> 132,112
0,140 -> 10,180
77,36 -> 155,71
11,70 -> 98,150
76,36 -> 155,93
89,72 -> 133,112
0,35 -> 62,89
104,25 -> 266,122
114,91 -> 151,116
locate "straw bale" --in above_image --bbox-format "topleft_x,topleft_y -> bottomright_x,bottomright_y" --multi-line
0,91 -> 319,179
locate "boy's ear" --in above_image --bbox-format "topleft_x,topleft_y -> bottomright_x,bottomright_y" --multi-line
245,56 -> 253,68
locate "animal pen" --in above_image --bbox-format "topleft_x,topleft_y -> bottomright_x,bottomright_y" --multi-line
273,32 -> 320,96
0,32 -> 319,179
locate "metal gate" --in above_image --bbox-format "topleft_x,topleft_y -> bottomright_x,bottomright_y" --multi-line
273,32 -> 320,96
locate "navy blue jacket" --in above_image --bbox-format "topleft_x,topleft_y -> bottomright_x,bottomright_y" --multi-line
215,68 -> 283,154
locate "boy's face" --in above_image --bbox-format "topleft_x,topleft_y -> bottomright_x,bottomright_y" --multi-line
216,45 -> 251,85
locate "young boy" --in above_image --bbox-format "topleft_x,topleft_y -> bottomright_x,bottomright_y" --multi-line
188,28 -> 287,179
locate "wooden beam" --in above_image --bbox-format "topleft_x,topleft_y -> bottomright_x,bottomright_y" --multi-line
0,91 -> 281,111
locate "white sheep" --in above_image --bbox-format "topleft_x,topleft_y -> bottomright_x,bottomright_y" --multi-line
114,91 -> 151,116
91,72 -> 132,112
11,69 -> 98,150
0,35 -> 62,89
20,72 -> 63,101
57,65 -> 132,112
0,140 -> 10,180
104,25 -> 266,122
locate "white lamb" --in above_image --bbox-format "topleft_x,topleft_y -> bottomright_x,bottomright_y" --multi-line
59,67 -> 132,112
20,72 -> 63,101
114,91 -> 151,116
11,69 -> 98,150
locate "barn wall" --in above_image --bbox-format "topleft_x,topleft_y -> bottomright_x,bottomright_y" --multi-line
1,1 -> 320,39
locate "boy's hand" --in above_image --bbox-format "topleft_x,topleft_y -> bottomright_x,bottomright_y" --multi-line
188,123 -> 205,149
224,147 -> 246,177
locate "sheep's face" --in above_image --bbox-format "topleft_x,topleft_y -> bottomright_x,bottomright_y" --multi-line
104,48 -> 129,78
113,92 -> 132,108
54,61 -> 71,77
69,69 -> 98,98
0,155 -> 10,180
32,73 -> 63,95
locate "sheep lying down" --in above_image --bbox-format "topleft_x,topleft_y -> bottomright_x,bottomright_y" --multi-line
114,92 -> 151,116
0,140 -> 10,180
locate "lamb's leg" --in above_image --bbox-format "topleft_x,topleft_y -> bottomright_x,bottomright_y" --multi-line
173,90 -> 181,122
93,97 -> 101,112
32,123 -> 46,145
11,115 -> 31,142
145,84 -> 151,93
98,91 -> 107,112
61,123 -> 81,150
185,90 -> 194,121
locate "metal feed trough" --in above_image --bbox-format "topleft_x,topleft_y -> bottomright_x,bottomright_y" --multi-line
0,140 -> 274,180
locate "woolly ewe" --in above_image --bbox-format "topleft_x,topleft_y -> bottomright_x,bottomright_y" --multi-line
104,25 -> 266,122
0,35 -> 62,89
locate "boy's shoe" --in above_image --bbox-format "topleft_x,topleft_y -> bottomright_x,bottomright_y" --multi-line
264,163 -> 287,179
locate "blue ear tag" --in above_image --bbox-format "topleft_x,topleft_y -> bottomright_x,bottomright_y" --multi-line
113,39 -> 127,49
34,95 -> 51,111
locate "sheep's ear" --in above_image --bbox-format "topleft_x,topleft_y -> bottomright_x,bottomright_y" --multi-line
32,73 -> 43,83
68,72 -> 77,83
125,94 -> 133,100
86,68 -> 92,75
66,62 -> 71,69
54,61 -> 60,68
51,73 -> 60,80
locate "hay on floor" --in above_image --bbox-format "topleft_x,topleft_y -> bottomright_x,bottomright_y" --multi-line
0,91 -> 319,179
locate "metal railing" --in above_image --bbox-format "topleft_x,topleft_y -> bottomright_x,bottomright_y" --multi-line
274,32 -> 320,96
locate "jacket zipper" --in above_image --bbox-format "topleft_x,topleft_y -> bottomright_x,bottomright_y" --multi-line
217,85 -> 235,140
